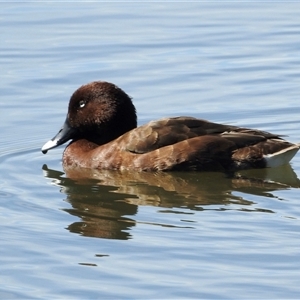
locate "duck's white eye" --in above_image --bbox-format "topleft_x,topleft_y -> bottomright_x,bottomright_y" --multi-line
79,100 -> 86,108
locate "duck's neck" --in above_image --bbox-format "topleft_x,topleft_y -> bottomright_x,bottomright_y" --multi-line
62,139 -> 99,168
87,120 -> 137,146
63,138 -> 125,169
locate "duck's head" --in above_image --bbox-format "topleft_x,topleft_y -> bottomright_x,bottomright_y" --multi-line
42,81 -> 137,154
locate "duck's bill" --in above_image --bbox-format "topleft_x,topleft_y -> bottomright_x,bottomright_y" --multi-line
41,118 -> 76,154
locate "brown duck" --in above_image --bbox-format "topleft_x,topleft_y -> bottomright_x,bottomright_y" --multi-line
42,81 -> 300,172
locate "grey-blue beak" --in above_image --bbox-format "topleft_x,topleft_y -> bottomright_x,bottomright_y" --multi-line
41,118 -> 76,154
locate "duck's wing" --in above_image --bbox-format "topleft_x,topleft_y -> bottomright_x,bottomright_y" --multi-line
122,117 -> 230,153
114,116 -> 299,171
122,117 -> 279,154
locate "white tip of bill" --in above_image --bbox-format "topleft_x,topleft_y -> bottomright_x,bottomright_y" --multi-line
41,139 -> 58,154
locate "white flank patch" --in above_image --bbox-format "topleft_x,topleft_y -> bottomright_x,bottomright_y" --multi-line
264,143 -> 300,168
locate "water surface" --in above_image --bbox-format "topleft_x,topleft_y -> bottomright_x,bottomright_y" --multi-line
1,2 -> 300,299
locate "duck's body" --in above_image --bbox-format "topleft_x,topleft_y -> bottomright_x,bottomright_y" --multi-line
42,81 -> 300,172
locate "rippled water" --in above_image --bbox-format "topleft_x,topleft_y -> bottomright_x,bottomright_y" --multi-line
1,2 -> 300,299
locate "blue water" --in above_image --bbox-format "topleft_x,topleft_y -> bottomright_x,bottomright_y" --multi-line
1,2 -> 300,299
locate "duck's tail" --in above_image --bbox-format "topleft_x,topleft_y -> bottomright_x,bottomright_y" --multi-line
264,143 -> 300,168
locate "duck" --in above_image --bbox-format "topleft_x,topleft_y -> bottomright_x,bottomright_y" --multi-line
41,81 -> 300,172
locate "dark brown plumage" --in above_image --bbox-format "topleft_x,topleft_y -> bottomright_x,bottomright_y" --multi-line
42,81 -> 300,172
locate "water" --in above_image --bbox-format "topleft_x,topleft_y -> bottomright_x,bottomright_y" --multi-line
1,2 -> 300,299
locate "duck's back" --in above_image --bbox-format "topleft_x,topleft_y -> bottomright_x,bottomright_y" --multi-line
107,117 -> 299,171
121,117 -> 237,153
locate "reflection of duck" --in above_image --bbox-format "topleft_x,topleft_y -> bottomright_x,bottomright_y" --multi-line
42,163 -> 300,239
42,166 -> 137,240
42,81 -> 300,171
